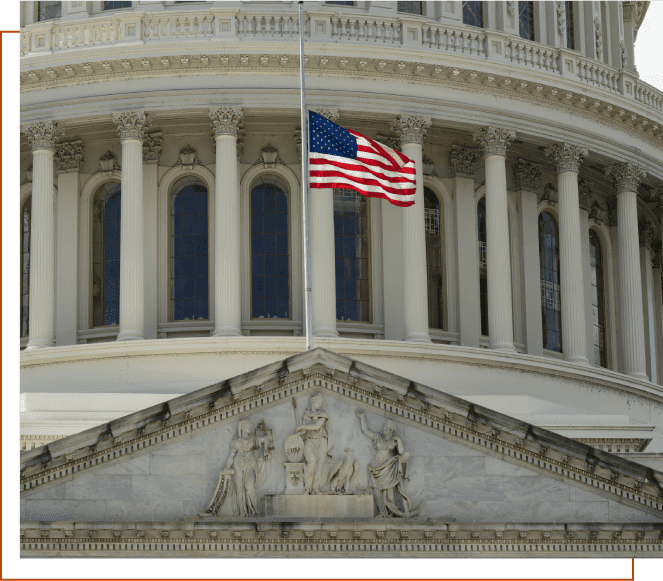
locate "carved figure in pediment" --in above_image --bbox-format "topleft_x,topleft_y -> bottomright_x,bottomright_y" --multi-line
355,409 -> 423,518
328,448 -> 360,494
293,392 -> 334,494
200,419 -> 272,517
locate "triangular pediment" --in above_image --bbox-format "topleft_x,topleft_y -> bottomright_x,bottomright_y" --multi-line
21,349 -> 663,530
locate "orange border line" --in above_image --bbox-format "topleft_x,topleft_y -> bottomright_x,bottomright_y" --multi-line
0,28 -> 638,581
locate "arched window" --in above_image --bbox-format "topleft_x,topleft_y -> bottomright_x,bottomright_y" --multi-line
566,1 -> 576,50
425,188 -> 445,330
463,1 -> 484,28
38,2 -> 61,21
251,178 -> 290,320
590,230 -> 607,367
397,2 -> 422,15
170,176 -> 209,322
21,196 -> 32,337
104,1 -> 132,10
539,212 -> 562,352
518,1 -> 535,41
334,189 -> 370,323
92,182 -> 121,327
477,197 -> 488,336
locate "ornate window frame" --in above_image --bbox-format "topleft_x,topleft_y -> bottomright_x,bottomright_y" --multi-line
240,164 -> 302,335
157,164 -> 216,336
423,176 -> 458,342
78,171 -> 122,341
475,186 -> 524,348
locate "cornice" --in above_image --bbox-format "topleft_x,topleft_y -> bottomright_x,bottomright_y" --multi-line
18,53 -> 663,153
19,351 -> 663,519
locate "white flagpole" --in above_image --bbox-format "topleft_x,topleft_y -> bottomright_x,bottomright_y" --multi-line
299,1 -> 313,351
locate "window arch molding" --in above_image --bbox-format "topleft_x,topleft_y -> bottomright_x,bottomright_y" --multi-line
240,163 -> 303,332
422,176 -> 457,338
587,219 -> 617,369
158,164 -> 216,329
79,170 -> 120,336
474,186 -> 524,346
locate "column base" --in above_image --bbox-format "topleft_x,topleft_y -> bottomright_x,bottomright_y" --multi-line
625,371 -> 651,382
404,332 -> 432,343
25,338 -> 55,350
563,355 -> 591,366
117,331 -> 147,342
489,342 -> 517,353
313,328 -> 339,338
212,327 -> 242,337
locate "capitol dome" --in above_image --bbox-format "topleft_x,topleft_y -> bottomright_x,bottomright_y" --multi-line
18,0 -> 663,558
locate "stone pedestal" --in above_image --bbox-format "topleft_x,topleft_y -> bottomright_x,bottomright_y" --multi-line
264,494 -> 374,518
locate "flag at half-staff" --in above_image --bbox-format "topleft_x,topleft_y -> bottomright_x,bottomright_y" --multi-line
308,111 -> 417,207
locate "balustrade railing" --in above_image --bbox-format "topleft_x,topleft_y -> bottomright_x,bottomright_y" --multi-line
20,8 -> 663,121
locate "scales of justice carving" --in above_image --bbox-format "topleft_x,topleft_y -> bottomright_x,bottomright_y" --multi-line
200,393 -> 423,518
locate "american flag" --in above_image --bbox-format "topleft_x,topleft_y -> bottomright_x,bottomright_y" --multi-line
308,111 -> 416,207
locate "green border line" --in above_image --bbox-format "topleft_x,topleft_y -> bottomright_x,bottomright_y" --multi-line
0,1 -> 663,579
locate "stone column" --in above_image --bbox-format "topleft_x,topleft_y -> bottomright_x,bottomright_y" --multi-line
450,146 -> 481,348
512,159 -> 544,356
54,139 -> 84,347
142,133 -> 162,340
606,162 -> 648,380
21,121 -> 63,349
544,143 -> 590,365
307,109 -> 339,337
209,107 -> 243,337
473,127 -> 516,352
578,180 -> 596,365
112,111 -> 150,342
392,115 -> 432,343
639,221 -> 657,383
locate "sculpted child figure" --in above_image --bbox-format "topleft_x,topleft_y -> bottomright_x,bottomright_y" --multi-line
294,393 -> 333,494
355,409 -> 422,517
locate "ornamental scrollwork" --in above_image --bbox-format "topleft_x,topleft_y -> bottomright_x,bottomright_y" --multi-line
448,145 -> 479,178
578,180 -> 595,212
22,121 -> 63,152
311,108 -> 339,122
594,17 -> 604,62
209,106 -> 244,139
555,1 -> 566,34
472,127 -> 515,157
606,198 -> 618,226
112,111 -> 151,142
391,115 -> 431,146
97,151 -> 120,173
544,143 -> 588,174
512,159 -> 542,191
605,162 -> 647,193
55,140 -> 84,172
142,132 -> 163,163
176,145 -> 201,170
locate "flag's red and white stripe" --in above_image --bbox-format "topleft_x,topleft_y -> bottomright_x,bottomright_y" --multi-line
309,131 -> 416,207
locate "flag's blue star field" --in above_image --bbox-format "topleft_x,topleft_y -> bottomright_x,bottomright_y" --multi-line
308,111 -> 358,159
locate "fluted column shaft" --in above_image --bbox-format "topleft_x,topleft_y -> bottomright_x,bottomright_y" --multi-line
22,121 -> 63,349
474,127 -> 516,352
210,107 -> 243,337
607,162 -> 648,380
393,115 -> 432,343
544,144 -> 590,365
113,112 -> 150,341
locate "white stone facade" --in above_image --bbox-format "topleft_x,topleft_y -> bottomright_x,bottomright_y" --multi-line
18,2 -> 663,549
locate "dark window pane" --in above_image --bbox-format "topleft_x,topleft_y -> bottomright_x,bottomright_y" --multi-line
21,196 -> 31,337
397,1 -> 422,15
539,212 -> 562,352
590,230 -> 607,367
462,1 -> 483,28
477,197 -> 488,336
104,1 -> 132,10
169,177 -> 209,321
334,189 -> 370,322
424,188 -> 445,330
518,1 -> 535,41
566,1 -> 576,50
38,1 -> 61,21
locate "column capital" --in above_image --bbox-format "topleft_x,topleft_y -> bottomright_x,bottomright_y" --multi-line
544,143 -> 588,173
578,180 -> 595,212
638,219 -> 655,249
605,162 -> 647,193
142,132 -> 163,163
112,111 -> 151,142
472,127 -> 515,157
512,159 -> 542,192
391,115 -> 431,146
448,145 -> 479,178
55,139 -> 84,173
22,121 -> 63,152
310,108 -> 339,122
209,106 -> 243,139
